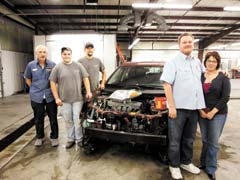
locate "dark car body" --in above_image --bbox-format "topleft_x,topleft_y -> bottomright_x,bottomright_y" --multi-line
82,61 -> 168,160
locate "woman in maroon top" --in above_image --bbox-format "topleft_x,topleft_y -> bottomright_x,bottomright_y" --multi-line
198,51 -> 231,180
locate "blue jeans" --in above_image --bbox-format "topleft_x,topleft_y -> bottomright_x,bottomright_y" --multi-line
199,114 -> 227,174
62,101 -> 83,142
168,109 -> 198,167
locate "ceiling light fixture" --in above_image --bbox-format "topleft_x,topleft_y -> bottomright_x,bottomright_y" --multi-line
163,4 -> 193,9
224,6 -> 240,11
86,0 -> 98,5
194,39 -> 200,43
128,38 -> 140,50
231,42 -> 240,46
132,3 -> 192,9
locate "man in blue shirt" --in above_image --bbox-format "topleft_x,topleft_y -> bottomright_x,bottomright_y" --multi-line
160,33 -> 205,179
24,45 -> 59,147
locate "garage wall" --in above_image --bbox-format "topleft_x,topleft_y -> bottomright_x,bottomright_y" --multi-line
128,41 -> 240,73
130,41 -> 200,62
0,16 -> 34,53
2,50 -> 32,96
34,34 -> 116,79
0,16 -> 34,97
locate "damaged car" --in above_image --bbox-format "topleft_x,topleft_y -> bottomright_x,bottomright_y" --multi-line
81,61 -> 168,161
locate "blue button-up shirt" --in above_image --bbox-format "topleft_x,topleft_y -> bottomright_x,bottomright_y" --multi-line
24,59 -> 55,103
160,52 -> 205,110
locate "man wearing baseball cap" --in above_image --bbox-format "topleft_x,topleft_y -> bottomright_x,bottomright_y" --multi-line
78,42 -> 106,94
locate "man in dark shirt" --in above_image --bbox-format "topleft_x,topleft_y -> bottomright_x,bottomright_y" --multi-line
24,45 -> 59,147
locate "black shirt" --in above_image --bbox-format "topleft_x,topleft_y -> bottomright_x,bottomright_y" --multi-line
201,72 -> 231,114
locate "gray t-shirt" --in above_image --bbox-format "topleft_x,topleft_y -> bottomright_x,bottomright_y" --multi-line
78,57 -> 105,92
49,61 -> 89,103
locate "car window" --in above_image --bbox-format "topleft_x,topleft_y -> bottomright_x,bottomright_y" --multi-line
107,65 -> 163,88
107,67 -> 126,85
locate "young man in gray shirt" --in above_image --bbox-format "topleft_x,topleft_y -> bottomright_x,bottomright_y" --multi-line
50,47 -> 92,149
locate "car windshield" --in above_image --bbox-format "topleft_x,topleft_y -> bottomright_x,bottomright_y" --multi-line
107,65 -> 163,89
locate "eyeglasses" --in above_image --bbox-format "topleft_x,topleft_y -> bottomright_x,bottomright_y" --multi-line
206,60 -> 218,63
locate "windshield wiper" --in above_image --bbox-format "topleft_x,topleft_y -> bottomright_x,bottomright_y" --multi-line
137,84 -> 164,89
106,83 -> 124,88
107,83 -> 163,90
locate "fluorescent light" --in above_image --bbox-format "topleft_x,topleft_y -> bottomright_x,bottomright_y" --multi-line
194,39 -> 200,43
132,3 -> 192,9
86,0 -> 98,5
163,4 -> 192,9
128,38 -> 140,50
231,42 -> 240,46
224,6 -> 240,11
132,3 -> 158,9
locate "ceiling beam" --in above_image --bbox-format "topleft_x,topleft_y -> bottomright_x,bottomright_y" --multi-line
24,14 -> 240,21
198,24 -> 240,60
15,5 -> 132,10
15,5 -> 224,12
4,1 -> 240,44
199,24 -> 240,49
0,1 -> 35,28
41,26 -> 221,33
35,22 -> 228,27
0,0 -> 46,34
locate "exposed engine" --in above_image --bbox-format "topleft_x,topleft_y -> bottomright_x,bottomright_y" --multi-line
82,94 -> 168,135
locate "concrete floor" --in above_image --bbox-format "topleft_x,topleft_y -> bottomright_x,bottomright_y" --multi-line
0,80 -> 240,180
0,94 -> 32,137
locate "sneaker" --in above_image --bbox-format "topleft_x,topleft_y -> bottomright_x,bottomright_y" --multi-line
50,138 -> 59,147
169,166 -> 183,180
180,163 -> 200,174
65,141 -> 75,149
34,138 -> 43,147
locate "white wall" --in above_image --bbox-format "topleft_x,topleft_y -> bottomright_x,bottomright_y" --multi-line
34,34 -> 116,78
2,50 -> 32,96
129,41 -> 240,73
103,34 -> 116,79
131,41 -> 199,62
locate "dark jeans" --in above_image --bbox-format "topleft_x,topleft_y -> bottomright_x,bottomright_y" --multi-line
31,100 -> 58,139
168,109 -> 198,167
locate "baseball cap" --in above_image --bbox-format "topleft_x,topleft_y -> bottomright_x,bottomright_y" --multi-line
85,42 -> 94,49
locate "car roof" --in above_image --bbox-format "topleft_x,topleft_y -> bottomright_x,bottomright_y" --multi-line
120,61 -> 165,67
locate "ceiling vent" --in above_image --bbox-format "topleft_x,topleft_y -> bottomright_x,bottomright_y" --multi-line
145,13 -> 168,31
118,11 -> 168,31
118,11 -> 141,31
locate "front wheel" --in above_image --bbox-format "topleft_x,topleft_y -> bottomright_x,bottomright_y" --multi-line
158,148 -> 168,164
82,136 -> 96,155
